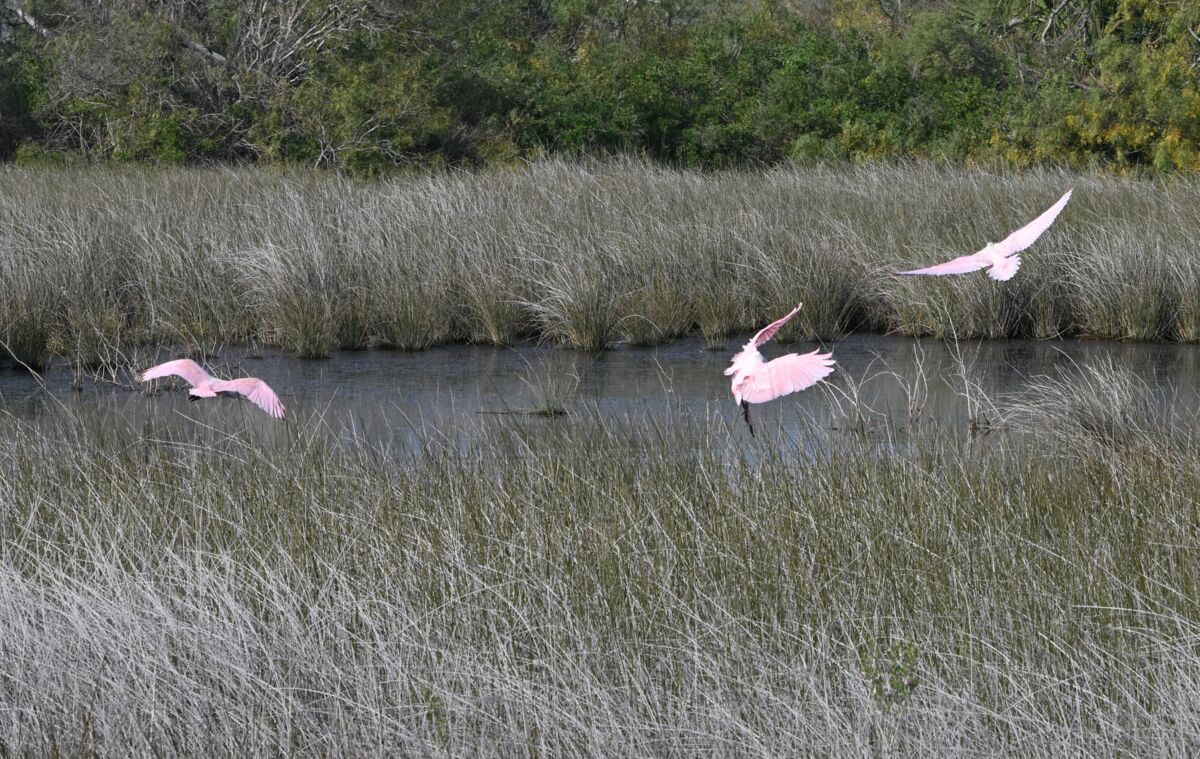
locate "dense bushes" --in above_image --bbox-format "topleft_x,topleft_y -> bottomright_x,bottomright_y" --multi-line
0,0 -> 1197,173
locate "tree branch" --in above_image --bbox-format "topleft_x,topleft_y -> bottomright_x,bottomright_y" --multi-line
1041,0 -> 1072,44
4,0 -> 52,37
6,0 -> 231,73
182,39 -> 228,66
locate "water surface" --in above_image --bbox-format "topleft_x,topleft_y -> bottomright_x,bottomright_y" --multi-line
3,335 -> 1198,450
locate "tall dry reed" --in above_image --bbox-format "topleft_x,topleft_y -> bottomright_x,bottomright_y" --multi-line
0,160 -> 1196,365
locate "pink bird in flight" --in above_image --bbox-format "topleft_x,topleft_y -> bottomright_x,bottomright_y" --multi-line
725,304 -> 835,436
896,189 -> 1073,281
137,359 -> 286,419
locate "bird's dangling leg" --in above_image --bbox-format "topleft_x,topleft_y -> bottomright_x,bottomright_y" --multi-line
741,400 -> 755,437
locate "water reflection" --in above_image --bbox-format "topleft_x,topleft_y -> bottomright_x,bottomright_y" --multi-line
2,335 -> 1198,451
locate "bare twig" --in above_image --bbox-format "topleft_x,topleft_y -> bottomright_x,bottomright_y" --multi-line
4,0 -> 52,37
1040,0 -> 1071,43
182,39 -> 228,66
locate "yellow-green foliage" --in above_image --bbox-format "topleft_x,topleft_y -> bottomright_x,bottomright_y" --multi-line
1072,1 -> 1200,171
0,1 -> 1197,172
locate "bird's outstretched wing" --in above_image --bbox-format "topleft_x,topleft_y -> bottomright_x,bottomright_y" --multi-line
138,359 -> 211,387
750,304 -> 803,347
991,189 -> 1073,257
221,378 -> 286,419
727,304 -> 805,378
737,350 -> 835,404
896,189 -> 1072,278
896,252 -> 990,277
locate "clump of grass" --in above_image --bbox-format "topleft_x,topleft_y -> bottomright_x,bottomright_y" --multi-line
693,243 -> 748,349
528,246 -> 626,352
363,246 -> 461,350
1068,229 -> 1178,340
458,247 -> 530,346
1004,355 -> 1170,454
490,353 -> 584,416
696,297 -> 744,349
344,186 -> 464,350
748,170 -> 875,340
249,243 -> 341,359
0,320 -> 49,370
616,270 -> 695,347
1173,252 -> 1200,342
0,289 -> 52,370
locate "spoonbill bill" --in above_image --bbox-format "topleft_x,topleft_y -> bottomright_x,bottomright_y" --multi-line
725,304 -> 835,436
137,359 -> 286,419
896,189 -> 1073,281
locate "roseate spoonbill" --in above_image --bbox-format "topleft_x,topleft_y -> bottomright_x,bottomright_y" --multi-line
725,304 -> 835,436
137,359 -> 286,419
896,189 -> 1073,281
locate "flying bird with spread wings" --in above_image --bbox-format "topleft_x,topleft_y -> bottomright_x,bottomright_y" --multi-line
725,304 -> 835,436
137,359 -> 286,419
896,189 -> 1073,281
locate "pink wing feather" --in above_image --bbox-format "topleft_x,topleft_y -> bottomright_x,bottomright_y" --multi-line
991,189 -> 1073,257
896,189 -> 1072,277
737,350 -> 836,404
896,252 -> 990,277
218,378 -> 286,419
750,304 -> 803,347
137,359 -> 212,387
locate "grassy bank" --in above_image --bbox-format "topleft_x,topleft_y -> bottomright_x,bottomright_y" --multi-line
1,363 -> 1199,754
1,160 -> 1198,370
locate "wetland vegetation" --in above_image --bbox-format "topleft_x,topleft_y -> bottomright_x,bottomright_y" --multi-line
1,359 -> 1199,754
1,0 -> 1197,174
2,160 -> 1200,376
1,157 -> 1197,754
2,0 -> 1198,753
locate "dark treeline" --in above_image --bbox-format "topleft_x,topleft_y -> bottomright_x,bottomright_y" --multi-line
0,0 -> 1196,174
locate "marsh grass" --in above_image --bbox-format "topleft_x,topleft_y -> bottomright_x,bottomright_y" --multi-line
1,161 -> 1197,369
1005,355 -> 1174,455
3,364 -> 1200,754
0,308 -> 51,370
484,353 -> 585,416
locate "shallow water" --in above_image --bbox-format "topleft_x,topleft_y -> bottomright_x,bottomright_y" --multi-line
2,335 -> 1199,450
